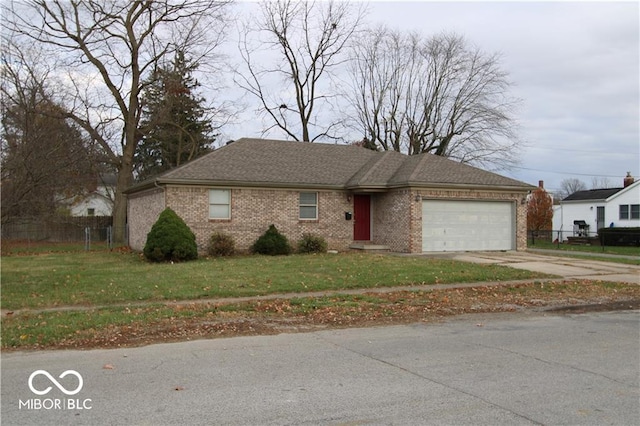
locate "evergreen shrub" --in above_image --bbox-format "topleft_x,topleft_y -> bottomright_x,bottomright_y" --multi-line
251,224 -> 292,255
143,208 -> 198,262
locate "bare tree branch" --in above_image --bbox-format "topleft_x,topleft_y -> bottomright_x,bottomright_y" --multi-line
4,0 -> 232,242
236,0 -> 365,142
348,28 -> 522,170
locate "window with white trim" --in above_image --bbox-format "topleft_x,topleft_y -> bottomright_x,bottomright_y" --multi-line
209,189 -> 230,219
299,192 -> 318,220
619,204 -> 640,220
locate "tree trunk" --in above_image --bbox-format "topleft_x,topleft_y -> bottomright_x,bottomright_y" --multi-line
112,159 -> 134,245
112,128 -> 136,244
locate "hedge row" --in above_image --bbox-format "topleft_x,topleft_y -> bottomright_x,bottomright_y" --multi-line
597,227 -> 640,247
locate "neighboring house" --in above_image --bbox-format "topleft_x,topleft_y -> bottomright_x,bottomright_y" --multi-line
125,138 -> 535,253
552,173 -> 640,241
67,174 -> 116,217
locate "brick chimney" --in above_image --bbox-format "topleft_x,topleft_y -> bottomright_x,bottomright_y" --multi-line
624,172 -> 635,188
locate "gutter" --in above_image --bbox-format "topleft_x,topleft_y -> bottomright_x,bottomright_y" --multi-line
125,178 -> 534,195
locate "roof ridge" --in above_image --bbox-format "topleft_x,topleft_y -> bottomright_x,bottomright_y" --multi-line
405,152 -> 432,183
359,152 -> 392,183
161,138 -> 245,179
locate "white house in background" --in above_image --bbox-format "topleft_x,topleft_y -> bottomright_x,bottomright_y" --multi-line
552,173 -> 640,241
68,174 -> 116,217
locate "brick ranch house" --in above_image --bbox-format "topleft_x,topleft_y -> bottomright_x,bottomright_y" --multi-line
125,138 -> 535,253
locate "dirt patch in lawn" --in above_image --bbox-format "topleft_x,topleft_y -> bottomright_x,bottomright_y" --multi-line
3,280 -> 638,352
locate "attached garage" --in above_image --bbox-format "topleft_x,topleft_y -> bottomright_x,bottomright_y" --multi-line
422,200 -> 515,252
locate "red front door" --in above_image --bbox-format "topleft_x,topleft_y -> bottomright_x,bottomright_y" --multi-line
353,194 -> 371,241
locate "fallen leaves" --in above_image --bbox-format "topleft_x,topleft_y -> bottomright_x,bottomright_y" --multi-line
3,280 -> 639,352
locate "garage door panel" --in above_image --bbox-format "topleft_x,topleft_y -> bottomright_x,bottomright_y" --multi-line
422,200 -> 514,252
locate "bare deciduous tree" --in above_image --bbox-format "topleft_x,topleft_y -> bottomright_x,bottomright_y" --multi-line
348,27 -> 522,169
4,0 -> 231,242
590,177 -> 614,189
236,0 -> 365,142
1,39 -> 98,221
557,177 -> 587,200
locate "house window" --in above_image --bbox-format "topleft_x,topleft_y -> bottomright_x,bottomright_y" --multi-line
619,204 -> 639,220
619,205 -> 629,220
87,208 -> 95,217
299,192 -> 318,220
209,189 -> 230,219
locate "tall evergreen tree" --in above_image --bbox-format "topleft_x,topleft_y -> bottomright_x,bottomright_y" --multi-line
135,51 -> 216,181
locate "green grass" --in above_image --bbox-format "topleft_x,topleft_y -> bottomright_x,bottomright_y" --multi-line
528,240 -> 640,256
4,281 -> 637,350
1,251 -> 550,310
2,241 -> 113,254
528,241 -> 640,265
0,304 -> 177,348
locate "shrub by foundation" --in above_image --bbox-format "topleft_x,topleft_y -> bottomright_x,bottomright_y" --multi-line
208,231 -> 236,257
143,208 -> 198,262
297,233 -> 328,254
251,224 -> 292,256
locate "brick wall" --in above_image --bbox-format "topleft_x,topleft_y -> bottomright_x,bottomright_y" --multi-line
165,186 -> 353,253
372,190 -> 413,252
127,188 -> 166,250
128,184 -> 528,254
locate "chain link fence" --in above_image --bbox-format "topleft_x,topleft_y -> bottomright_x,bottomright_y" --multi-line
1,217 -> 127,251
528,229 -> 640,249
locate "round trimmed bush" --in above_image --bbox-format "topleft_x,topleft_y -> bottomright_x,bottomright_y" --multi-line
297,233 -> 328,254
251,224 -> 292,256
143,208 -> 198,262
208,231 -> 236,257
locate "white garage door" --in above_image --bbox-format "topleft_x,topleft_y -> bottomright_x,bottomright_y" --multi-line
422,200 -> 515,252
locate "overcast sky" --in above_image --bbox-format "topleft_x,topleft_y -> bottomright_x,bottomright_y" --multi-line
221,1 -> 639,195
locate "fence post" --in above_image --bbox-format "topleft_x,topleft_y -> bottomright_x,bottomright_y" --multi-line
84,227 -> 91,251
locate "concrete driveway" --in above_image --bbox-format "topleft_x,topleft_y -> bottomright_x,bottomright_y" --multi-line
433,251 -> 640,284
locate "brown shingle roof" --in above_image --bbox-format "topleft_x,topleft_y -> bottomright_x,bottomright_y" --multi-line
389,153 -> 530,188
160,138 -> 377,188
127,138 -> 533,193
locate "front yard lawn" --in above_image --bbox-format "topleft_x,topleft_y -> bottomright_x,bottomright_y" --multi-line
1,251 -> 550,311
3,281 -> 638,351
3,251 -> 638,352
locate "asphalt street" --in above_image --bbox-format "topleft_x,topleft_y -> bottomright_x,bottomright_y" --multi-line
2,309 -> 638,425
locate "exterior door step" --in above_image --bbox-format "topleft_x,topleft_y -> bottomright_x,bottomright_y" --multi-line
349,243 -> 390,251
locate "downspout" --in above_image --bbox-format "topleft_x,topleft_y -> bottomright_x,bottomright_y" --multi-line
154,179 -> 166,207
